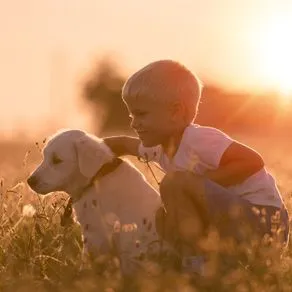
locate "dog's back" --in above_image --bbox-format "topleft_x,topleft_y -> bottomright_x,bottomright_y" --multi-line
74,157 -> 167,275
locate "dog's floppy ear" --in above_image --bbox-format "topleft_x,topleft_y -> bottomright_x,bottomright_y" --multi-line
75,134 -> 108,178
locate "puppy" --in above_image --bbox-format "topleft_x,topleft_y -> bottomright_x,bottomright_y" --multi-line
27,129 -> 174,275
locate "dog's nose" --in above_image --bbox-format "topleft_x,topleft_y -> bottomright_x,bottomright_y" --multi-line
27,175 -> 39,188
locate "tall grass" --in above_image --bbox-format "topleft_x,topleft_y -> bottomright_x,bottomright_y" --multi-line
0,138 -> 291,291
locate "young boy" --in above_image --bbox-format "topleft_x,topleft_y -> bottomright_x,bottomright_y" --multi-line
103,60 -> 289,272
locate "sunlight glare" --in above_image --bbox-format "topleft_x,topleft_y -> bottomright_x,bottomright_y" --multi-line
253,15 -> 292,99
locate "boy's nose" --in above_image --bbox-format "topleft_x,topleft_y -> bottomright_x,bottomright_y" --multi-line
27,175 -> 39,188
130,117 -> 140,130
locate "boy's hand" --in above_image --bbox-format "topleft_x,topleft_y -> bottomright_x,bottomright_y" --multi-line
103,136 -> 140,157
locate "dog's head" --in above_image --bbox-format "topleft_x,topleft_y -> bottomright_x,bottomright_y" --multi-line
27,129 -> 114,196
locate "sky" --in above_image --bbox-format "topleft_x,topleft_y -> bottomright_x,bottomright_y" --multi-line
0,0 -> 292,139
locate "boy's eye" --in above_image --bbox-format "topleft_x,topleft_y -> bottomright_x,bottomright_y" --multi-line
130,111 -> 147,118
52,154 -> 63,165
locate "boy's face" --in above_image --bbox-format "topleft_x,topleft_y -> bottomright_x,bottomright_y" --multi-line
125,97 -> 177,147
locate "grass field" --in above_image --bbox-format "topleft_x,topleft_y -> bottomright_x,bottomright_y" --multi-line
0,134 -> 291,292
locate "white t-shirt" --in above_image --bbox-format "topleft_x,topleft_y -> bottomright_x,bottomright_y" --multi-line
138,124 -> 284,208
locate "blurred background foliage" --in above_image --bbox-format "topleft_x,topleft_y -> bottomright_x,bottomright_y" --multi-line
82,58 -> 290,137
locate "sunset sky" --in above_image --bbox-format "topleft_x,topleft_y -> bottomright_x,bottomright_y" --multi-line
0,0 -> 292,138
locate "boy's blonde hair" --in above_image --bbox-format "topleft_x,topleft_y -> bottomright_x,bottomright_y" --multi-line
122,60 -> 203,123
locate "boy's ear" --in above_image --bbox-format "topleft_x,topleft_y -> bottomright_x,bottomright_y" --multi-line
170,101 -> 185,122
74,135 -> 104,178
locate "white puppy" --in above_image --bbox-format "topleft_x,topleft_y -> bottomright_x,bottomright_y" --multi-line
27,129 -> 174,275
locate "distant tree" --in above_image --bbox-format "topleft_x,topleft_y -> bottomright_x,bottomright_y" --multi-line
82,58 -> 291,137
82,59 -> 133,136
197,85 -> 281,134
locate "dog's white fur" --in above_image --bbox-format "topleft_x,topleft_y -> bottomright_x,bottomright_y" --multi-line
28,129 -> 172,275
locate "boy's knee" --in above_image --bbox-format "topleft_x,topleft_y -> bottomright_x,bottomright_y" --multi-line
160,171 -> 203,198
160,171 -> 183,202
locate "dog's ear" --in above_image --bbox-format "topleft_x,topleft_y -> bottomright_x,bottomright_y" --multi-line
75,135 -> 106,178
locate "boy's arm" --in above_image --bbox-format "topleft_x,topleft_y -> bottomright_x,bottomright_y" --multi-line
103,136 -> 140,157
205,141 -> 264,187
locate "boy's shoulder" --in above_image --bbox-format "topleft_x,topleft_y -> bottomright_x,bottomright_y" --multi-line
184,124 -> 232,140
182,124 -> 234,155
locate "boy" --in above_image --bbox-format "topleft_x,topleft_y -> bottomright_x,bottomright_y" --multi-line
103,60 -> 289,272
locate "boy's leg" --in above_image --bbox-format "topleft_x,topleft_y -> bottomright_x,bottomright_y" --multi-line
156,171 -> 210,256
203,179 -> 289,247
155,171 -> 289,256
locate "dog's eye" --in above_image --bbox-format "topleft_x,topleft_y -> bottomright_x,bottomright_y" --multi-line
52,154 -> 63,165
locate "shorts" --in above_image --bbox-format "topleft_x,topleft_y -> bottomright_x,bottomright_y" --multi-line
156,179 -> 290,247
203,179 -> 289,244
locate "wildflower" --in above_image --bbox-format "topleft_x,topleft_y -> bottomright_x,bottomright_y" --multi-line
113,221 -> 121,233
251,206 -> 260,216
122,223 -> 138,232
22,204 -> 36,218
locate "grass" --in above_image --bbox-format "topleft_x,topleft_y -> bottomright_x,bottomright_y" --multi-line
0,137 -> 291,291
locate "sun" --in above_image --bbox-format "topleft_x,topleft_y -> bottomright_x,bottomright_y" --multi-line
252,15 -> 292,100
